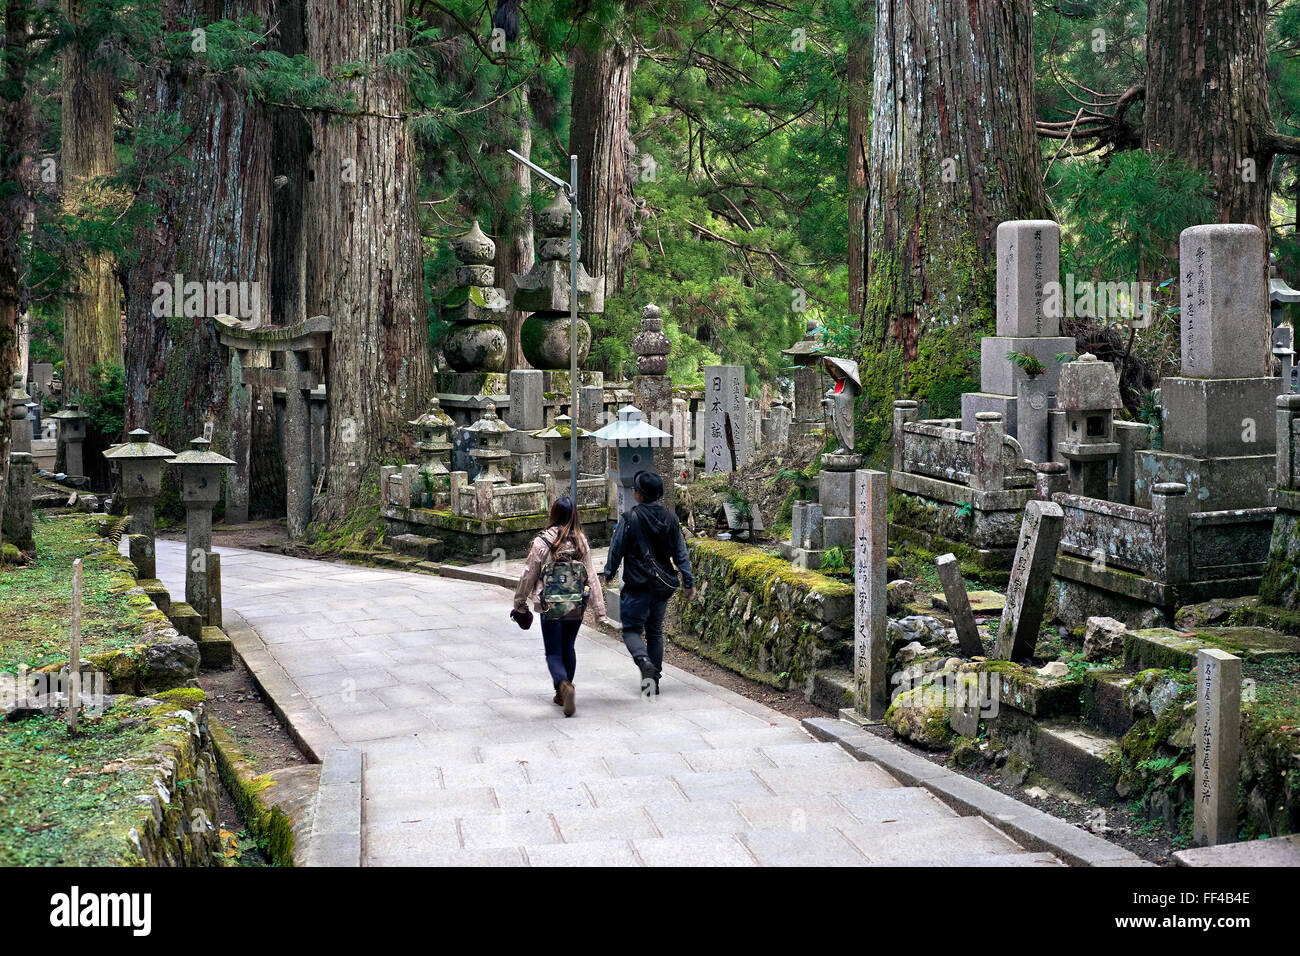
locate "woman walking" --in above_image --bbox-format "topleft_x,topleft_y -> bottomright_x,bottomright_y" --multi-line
513,497 -> 606,716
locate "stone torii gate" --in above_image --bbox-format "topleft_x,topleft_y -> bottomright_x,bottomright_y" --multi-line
214,314 -> 333,539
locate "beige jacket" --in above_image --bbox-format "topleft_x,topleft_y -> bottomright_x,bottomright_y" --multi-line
513,527 -> 607,619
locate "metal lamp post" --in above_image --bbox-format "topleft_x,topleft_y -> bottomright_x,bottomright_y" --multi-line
507,149 -> 580,506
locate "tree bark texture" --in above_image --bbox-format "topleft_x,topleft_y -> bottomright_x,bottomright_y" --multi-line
0,0 -> 38,552
847,32 -> 869,320
569,40 -> 637,298
60,0 -> 122,398
1144,0 -> 1272,234
494,84 -> 533,371
123,0 -> 272,477
863,0 -> 1046,435
302,0 -> 433,522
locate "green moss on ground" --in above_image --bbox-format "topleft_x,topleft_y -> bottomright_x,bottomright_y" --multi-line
0,699 -> 193,866
0,516 -> 171,674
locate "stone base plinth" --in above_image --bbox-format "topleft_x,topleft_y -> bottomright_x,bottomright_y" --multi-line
383,504 -> 613,561
1133,449 -> 1275,511
1160,376 -> 1282,457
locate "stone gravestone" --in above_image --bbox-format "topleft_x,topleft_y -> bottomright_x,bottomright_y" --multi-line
1181,225 -> 1270,379
3,452 -> 34,552
936,552 -> 983,657
853,469 -> 889,719
1194,648 -> 1242,847
993,499 -> 1065,660
704,365 -> 747,473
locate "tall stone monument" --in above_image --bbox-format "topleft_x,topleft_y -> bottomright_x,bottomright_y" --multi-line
818,357 -> 862,552
853,468 -> 889,719
704,365 -> 747,473
782,318 -> 827,442
1133,224 -> 1282,510
961,221 -> 1076,464
631,303 -> 675,511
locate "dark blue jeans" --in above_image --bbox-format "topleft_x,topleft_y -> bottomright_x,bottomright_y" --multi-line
540,618 -> 581,688
620,589 -> 669,674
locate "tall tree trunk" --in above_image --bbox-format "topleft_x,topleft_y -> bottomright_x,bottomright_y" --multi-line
60,0 -> 122,397
0,0 -> 37,554
1144,0 -> 1271,235
123,0 -> 272,477
270,0 -> 307,325
863,0 -> 1047,437
302,0 -> 433,521
494,84 -> 533,371
847,32 -> 869,321
569,40 -> 636,297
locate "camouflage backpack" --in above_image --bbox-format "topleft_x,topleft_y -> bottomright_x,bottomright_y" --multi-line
540,532 -> 590,621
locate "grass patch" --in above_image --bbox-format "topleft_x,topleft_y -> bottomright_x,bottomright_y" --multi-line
0,704 -> 162,865
0,516 -> 168,674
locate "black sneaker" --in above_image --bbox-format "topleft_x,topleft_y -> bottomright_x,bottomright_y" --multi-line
634,655 -> 657,681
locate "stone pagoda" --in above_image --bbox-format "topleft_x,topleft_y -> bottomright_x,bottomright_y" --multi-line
513,189 -> 602,371
961,220 -> 1076,464
442,221 -> 508,379
1055,353 -> 1122,499
781,318 -> 827,442
408,396 -> 455,500
1133,224 -> 1282,510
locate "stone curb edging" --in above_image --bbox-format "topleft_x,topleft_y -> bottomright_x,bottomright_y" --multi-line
222,608 -> 363,867
304,749 -> 364,868
435,565 -> 518,589
802,716 -> 1154,867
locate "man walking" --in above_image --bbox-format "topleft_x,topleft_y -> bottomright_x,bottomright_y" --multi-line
602,471 -> 696,694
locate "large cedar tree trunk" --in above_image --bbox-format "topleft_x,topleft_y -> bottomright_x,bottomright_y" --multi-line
302,0 -> 432,522
847,34 -> 869,320
1144,0 -> 1272,233
60,0 -> 122,397
0,0 -> 37,552
569,40 -> 637,297
863,0 -> 1047,437
494,85 -> 533,371
123,1 -> 271,472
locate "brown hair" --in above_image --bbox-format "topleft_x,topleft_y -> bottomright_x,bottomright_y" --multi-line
546,496 -> 587,558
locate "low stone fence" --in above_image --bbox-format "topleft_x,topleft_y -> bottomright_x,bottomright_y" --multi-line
666,539 -> 853,688
888,401 -> 1036,573
1051,484 -> 1274,627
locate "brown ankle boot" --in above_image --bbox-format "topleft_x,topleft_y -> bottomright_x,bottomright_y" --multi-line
558,680 -> 576,717
553,688 -> 563,706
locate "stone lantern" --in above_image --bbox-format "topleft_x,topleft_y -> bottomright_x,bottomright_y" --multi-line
591,405 -> 672,517
169,436 -> 234,623
1056,353 -> 1122,498
50,403 -> 89,478
409,396 -> 455,495
103,429 -> 175,579
462,397 -> 514,485
9,373 -> 32,456
532,414 -> 590,480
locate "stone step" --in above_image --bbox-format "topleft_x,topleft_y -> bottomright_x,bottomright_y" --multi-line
1173,833 -> 1300,867
804,669 -> 854,713
1032,720 -> 1120,800
1123,625 -> 1300,671
1080,670 -> 1136,736
198,625 -> 233,669
167,601 -> 202,640
389,533 -> 445,562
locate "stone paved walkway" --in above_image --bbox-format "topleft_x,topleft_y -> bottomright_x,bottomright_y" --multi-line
154,541 -> 1061,866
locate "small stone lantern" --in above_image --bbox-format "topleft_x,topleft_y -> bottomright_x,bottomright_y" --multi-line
408,396 -> 455,500
169,436 -> 234,623
1056,353 -> 1122,498
591,405 -> 672,517
103,429 -> 175,579
9,373 -> 32,456
532,414 -> 591,480
50,403 -> 89,478
462,397 -> 514,485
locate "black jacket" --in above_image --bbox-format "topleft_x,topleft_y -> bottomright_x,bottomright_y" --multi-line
603,502 -> 695,595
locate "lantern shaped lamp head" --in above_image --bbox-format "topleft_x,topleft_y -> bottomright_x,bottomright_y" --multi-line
462,395 -> 515,484
103,429 -> 176,501
1056,353 -> 1122,447
50,402 -> 89,443
9,373 -> 29,419
591,405 -> 671,488
532,414 -> 590,477
168,436 -> 235,507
